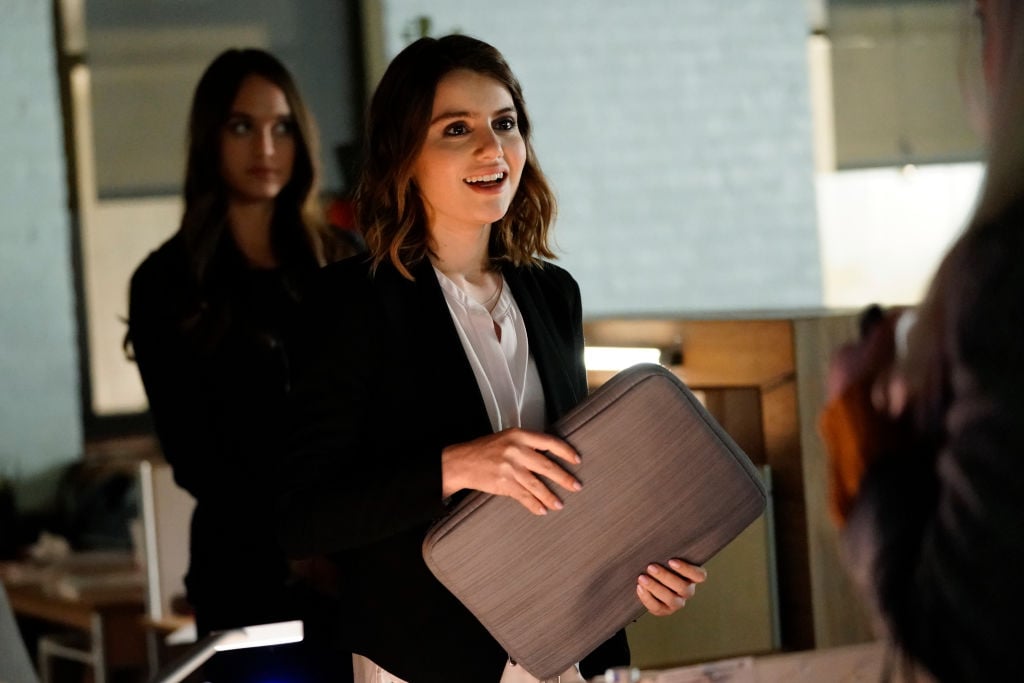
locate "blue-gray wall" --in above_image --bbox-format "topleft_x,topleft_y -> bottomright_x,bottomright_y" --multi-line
1,1 -> 82,508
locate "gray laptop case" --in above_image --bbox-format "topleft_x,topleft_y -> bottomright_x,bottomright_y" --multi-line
422,363 -> 766,679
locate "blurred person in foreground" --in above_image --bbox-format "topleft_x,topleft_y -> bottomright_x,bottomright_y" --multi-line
819,1 -> 1024,680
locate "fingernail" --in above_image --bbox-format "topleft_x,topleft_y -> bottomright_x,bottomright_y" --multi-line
668,559 -> 683,570
647,564 -> 660,574
572,480 -> 583,491
552,500 -> 564,510
638,574 -> 651,586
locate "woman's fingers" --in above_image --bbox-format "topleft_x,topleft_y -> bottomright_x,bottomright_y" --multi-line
511,451 -> 581,514
514,464 -> 564,514
641,564 -> 696,602
527,432 -> 581,466
510,487 -> 549,516
441,429 -> 581,514
522,449 -> 582,494
636,583 -> 680,616
826,343 -> 863,401
667,558 -> 708,583
492,429 -> 581,499
826,306 -> 903,404
637,561 -> 706,616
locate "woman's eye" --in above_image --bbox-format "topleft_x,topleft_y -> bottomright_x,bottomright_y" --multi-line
226,119 -> 251,135
273,120 -> 296,137
443,122 -> 469,136
494,117 -> 517,132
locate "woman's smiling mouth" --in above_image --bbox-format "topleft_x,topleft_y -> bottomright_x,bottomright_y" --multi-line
463,171 -> 506,187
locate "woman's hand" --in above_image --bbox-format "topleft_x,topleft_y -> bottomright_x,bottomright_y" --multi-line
820,305 -> 913,526
825,305 -> 909,417
637,559 -> 707,616
441,428 -> 582,515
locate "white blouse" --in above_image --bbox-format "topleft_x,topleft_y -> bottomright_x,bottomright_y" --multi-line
352,272 -> 574,683
433,267 -> 546,432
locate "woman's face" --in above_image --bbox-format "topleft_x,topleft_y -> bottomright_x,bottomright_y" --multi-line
411,69 -> 526,234
219,74 -> 296,204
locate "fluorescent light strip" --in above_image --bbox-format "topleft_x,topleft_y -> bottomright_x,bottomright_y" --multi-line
214,620 -> 304,652
584,346 -> 661,372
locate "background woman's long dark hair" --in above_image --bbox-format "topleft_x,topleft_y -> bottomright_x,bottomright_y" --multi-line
149,49 -> 333,354
183,48 -> 326,279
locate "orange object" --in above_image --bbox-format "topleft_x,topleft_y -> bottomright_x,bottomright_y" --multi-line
819,379 -> 882,528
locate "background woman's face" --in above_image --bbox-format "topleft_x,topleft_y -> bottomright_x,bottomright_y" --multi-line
219,74 -> 296,204
411,69 -> 526,233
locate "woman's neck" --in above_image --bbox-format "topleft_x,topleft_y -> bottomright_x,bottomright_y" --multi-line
429,222 -> 492,280
227,200 -> 278,269
429,222 -> 503,308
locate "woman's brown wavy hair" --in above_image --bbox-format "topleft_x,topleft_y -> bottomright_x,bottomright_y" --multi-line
355,34 -> 557,279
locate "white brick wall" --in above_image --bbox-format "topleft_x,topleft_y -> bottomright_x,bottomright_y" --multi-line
378,0 -> 823,314
0,1 -> 82,497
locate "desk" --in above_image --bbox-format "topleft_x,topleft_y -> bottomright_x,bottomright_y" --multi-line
621,641 -> 921,682
5,581 -> 147,682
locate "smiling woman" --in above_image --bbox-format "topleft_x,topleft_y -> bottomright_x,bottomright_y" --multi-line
413,69 -> 526,236
277,34 -> 708,683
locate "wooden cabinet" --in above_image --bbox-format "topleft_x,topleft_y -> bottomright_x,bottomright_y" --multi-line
584,310 -> 873,663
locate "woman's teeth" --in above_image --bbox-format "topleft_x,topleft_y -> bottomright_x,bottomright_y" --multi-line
465,172 -> 504,184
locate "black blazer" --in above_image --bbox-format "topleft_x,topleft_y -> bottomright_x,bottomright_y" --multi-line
280,256 -> 629,682
129,233 -> 309,629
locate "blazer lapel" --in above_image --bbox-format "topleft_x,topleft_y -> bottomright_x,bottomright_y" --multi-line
503,265 -> 582,423
378,259 -> 493,442
375,260 -> 581,439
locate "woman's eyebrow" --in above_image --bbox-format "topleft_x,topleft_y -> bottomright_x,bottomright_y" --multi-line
429,106 -> 515,125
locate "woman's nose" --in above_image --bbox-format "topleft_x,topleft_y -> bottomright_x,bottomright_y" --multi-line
476,128 -> 503,160
254,127 -> 276,157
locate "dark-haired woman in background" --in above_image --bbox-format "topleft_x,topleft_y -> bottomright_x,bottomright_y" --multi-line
128,48 -> 355,682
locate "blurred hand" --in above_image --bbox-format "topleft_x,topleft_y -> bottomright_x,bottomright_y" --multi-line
441,428 -> 582,515
820,305 -> 913,526
823,305 -> 897,401
636,559 -> 707,616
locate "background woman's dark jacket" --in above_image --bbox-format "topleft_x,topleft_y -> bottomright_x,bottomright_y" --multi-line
129,232 -> 313,632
